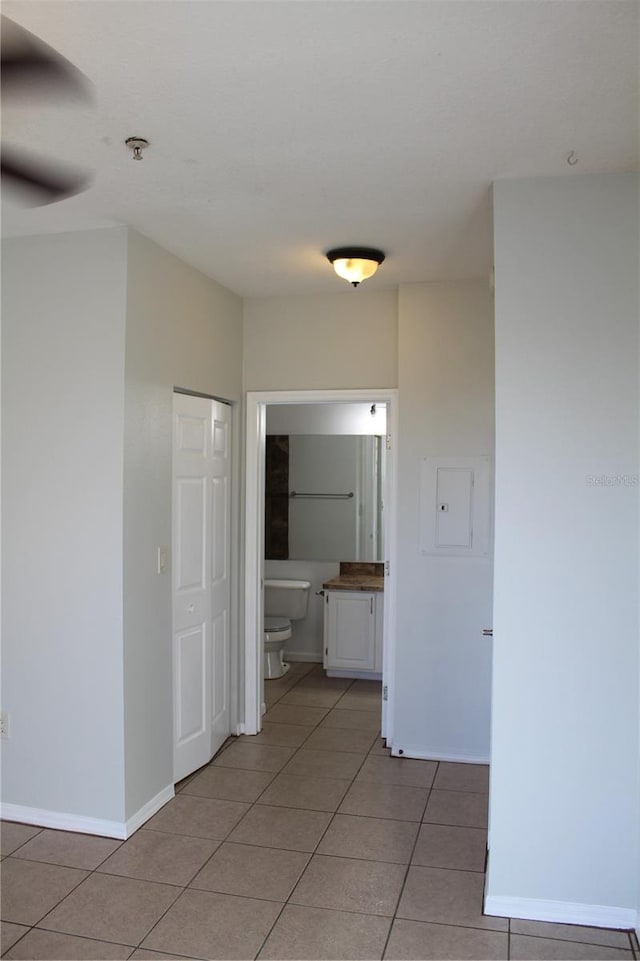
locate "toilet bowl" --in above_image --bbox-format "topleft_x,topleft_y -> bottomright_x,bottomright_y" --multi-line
263,578 -> 311,680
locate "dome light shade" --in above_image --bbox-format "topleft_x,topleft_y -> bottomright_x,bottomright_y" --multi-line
326,247 -> 385,287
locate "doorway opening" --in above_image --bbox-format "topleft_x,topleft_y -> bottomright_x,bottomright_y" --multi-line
243,389 -> 398,744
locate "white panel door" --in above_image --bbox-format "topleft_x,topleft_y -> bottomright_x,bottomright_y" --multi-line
173,393 -> 231,782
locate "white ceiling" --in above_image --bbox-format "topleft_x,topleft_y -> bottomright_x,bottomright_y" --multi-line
2,0 -> 637,298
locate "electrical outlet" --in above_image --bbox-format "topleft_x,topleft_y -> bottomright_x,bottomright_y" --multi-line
0,712 -> 9,739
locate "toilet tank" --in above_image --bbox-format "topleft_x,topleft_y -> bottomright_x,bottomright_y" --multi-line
264,579 -> 311,620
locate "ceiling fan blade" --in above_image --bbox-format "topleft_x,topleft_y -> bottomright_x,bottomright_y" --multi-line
1,16 -> 91,103
1,148 -> 89,205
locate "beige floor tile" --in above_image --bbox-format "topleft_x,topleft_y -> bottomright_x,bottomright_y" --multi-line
369,738 -> 392,756
280,688 -> 345,708
190,841 -> 309,900
264,703 -> 330,727
334,692 -> 382,712
411,823 -> 487,872
384,918 -> 508,960
239,722 -> 314,748
227,804 -> 332,852
287,662 -> 318,677
141,889 -> 281,960
317,814 -> 418,864
212,740 -> 295,773
144,794 -> 249,839
396,865 -> 507,931
13,830 -> 122,870
433,762 -> 490,793
356,754 -> 437,789
290,854 -> 405,917
1,921 -> 29,954
350,680 -> 383,694
423,789 -> 489,828
4,928 -> 134,959
180,765 -> 274,802
96,829 -> 218,887
320,709 -> 381,732
1,823 -> 42,856
510,934 -> 632,959
304,727 -> 378,754
282,748 -> 366,780
258,904 -> 391,960
131,952 -> 199,960
0,858 -> 88,926
257,773 -> 351,812
40,873 -> 181,945
339,781 -> 429,822
297,676 -> 353,693
510,920 -> 632,949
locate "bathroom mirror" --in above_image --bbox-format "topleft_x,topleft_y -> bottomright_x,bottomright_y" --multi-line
265,434 -> 384,561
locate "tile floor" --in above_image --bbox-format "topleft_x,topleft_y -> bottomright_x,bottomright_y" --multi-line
1,662 -> 637,960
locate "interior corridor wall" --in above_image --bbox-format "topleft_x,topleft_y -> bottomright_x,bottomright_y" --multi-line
394,281 -> 495,761
1,228 -> 129,824
123,230 -> 243,819
487,173 -> 639,924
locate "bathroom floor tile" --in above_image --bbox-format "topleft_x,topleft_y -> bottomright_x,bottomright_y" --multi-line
227,803 -> 332,852
350,680 -> 383,694
39,872 -> 181,946
296,675 -> 353,693
510,919 -> 633,949
304,727 -> 378,754
509,934 -> 632,959
264,703 -> 330,727
96,829 -> 219,886
334,691 -> 382,712
3,928 -> 134,960
1,823 -> 43,857
258,904 -> 391,960
1,922 -> 30,955
280,688 -> 345,708
140,889 -> 281,960
384,918 -> 508,960
144,794 -> 250,839
180,765 -> 275,802
317,814 -> 419,864
0,857 -> 88,926
356,755 -> 437,789
411,823 -> 487,872
339,781 -> 429,822
423,789 -> 489,828
212,740 -> 295,773
257,773 -> 351,812
12,829 -> 122,870
282,748 -> 366,780
396,865 -> 507,931
433,762 -> 490,793
190,841 -> 309,900
320,709 -> 381,732
238,722 -> 314,748
290,854 -> 405,917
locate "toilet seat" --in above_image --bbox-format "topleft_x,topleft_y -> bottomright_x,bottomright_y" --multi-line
264,616 -> 291,633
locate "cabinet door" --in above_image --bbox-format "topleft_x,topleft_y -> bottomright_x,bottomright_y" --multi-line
326,591 -> 375,671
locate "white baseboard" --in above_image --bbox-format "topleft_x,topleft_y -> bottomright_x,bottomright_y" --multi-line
285,651 -> 323,663
390,746 -> 490,764
1,784 -> 175,841
484,895 -> 636,931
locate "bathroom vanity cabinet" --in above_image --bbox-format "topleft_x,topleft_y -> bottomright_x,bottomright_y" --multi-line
323,590 -> 383,679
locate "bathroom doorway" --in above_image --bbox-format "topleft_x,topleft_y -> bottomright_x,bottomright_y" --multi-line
243,389 -> 398,745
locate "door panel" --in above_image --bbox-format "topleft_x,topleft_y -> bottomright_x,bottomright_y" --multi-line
173,393 -> 232,782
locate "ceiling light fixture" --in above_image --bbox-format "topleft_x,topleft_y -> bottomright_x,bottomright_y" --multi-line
326,247 -> 385,288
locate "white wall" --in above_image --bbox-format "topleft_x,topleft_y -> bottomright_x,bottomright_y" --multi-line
123,231 -> 243,819
244,289 -> 398,390
264,560 -> 339,661
487,173 -> 639,924
267,403 -> 387,435
393,282 -> 495,762
1,229 -> 129,823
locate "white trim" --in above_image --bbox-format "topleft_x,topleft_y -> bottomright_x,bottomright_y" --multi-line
484,895 -> 636,931
284,652 -> 323,663
1,784 -> 175,840
124,784 -> 174,837
244,388 -> 398,738
390,746 -> 490,764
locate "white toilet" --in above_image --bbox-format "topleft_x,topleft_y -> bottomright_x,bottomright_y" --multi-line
263,578 -> 311,680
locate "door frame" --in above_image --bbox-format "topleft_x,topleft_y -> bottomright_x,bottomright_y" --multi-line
243,388 -> 398,740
